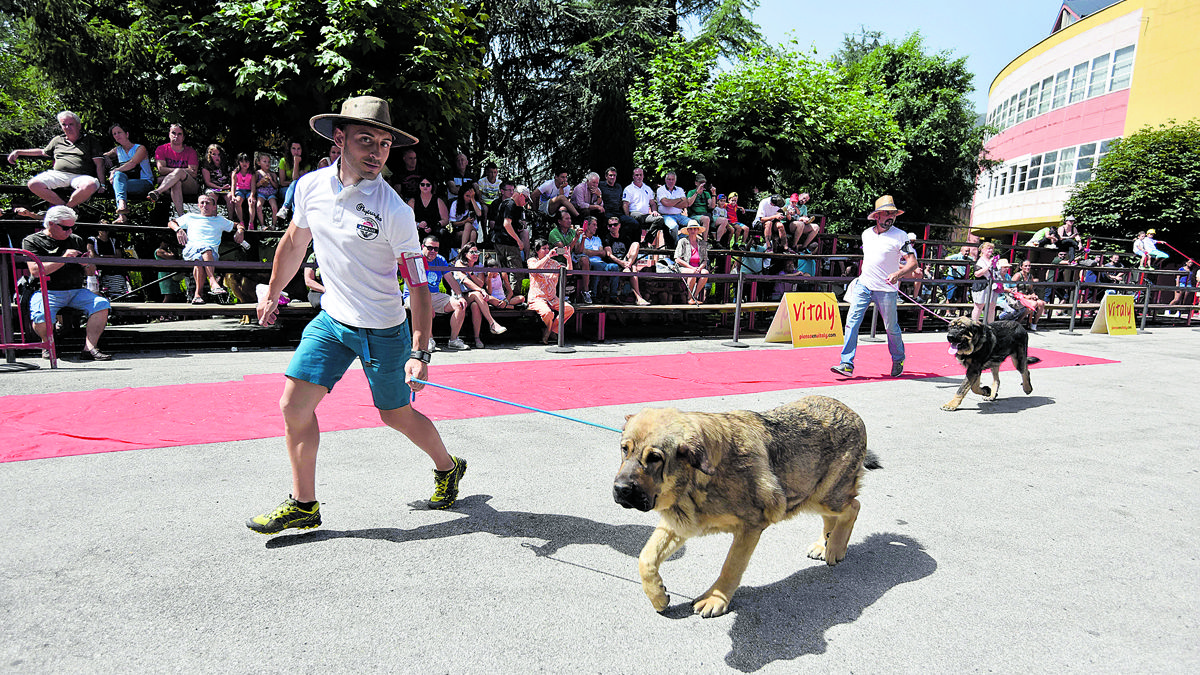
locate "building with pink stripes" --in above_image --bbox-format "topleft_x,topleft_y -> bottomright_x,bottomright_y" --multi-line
971,0 -> 1200,235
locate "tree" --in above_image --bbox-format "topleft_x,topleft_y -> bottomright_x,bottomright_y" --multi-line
1065,120 -> 1200,254
0,14 -> 62,147
839,34 -> 993,226
629,39 -> 902,230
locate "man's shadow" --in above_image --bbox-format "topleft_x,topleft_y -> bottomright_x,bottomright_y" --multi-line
264,494 -> 664,561
715,533 -> 936,672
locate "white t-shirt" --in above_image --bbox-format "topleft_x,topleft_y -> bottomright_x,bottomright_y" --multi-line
857,225 -> 915,292
656,185 -> 685,215
536,178 -> 564,204
176,213 -> 234,249
623,182 -> 654,215
755,196 -> 780,223
293,164 -> 420,329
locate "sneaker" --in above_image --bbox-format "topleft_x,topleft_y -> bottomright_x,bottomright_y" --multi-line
830,363 -> 854,377
446,337 -> 469,350
1029,324 -> 1038,332
427,338 -> 437,352
890,360 -> 904,377
246,496 -> 321,534
429,456 -> 467,509
277,206 -> 291,223
581,290 -> 593,304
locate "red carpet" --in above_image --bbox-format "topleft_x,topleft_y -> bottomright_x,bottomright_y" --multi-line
0,343 -> 1115,463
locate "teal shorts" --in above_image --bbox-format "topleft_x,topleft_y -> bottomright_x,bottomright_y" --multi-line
286,310 -> 413,410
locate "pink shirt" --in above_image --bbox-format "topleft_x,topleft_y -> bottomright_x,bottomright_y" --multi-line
154,143 -> 198,170
234,170 -> 254,191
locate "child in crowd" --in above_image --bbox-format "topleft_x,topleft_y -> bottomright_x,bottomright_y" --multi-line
254,152 -> 279,229
717,193 -> 750,247
229,152 -> 256,228
200,144 -> 230,207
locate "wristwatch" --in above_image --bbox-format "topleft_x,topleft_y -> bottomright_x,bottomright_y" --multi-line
409,349 -> 432,364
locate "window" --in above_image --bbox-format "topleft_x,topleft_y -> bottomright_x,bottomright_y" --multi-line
1088,54 -> 1110,97
1051,69 -> 1070,109
1026,155 -> 1042,191
1075,142 -> 1097,183
1040,151 -> 1058,189
1099,138 -> 1114,161
1008,169 -> 1018,194
1038,76 -> 1054,114
1016,90 -> 1027,122
1056,147 -> 1077,186
1025,82 -> 1040,121
1017,165 -> 1028,192
998,169 -> 1008,196
1068,62 -> 1089,104
1006,94 -> 1018,128
1110,45 -> 1135,91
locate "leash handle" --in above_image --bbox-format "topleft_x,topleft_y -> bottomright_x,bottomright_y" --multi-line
409,378 -> 624,433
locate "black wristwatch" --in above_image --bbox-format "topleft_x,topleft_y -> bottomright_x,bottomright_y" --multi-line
409,349 -> 432,364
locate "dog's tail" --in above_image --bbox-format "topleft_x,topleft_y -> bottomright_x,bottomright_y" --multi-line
1027,356 -> 1042,365
864,450 -> 882,470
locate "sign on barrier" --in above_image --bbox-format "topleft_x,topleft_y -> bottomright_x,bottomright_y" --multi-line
1090,294 -> 1136,335
764,292 -> 844,347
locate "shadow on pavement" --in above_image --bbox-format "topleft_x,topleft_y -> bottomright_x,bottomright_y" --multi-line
264,494 -> 661,559
721,532 -> 936,672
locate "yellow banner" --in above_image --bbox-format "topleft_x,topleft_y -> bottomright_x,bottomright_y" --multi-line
764,292 -> 844,347
1090,294 -> 1137,335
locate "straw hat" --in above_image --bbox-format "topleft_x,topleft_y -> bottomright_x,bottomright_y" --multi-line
997,258 -> 1011,268
684,220 -> 704,232
868,195 -> 904,219
309,96 -> 418,147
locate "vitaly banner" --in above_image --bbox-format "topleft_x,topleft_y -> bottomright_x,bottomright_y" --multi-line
764,292 -> 844,347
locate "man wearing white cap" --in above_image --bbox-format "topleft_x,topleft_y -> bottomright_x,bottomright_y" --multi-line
247,96 -> 465,535
831,195 -> 918,378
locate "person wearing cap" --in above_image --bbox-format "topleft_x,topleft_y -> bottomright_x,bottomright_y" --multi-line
1140,228 -> 1169,268
247,96 -> 466,536
831,195 -> 918,378
754,193 -> 788,250
684,173 -> 725,243
674,220 -> 710,304
20,205 -> 113,361
1057,215 -> 1081,261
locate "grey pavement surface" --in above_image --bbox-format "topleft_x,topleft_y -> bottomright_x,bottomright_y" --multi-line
2,327 -> 1198,673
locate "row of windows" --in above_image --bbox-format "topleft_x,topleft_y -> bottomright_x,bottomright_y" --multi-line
987,44 -> 1135,134
983,138 -> 1115,200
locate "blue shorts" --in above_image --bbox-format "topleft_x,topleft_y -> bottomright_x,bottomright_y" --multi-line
285,311 -> 414,410
235,188 -> 252,200
30,288 -> 110,324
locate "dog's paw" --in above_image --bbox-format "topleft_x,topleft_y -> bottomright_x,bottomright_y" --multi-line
1023,383 -> 1033,395
940,403 -> 958,412
807,541 -> 827,561
648,589 -> 670,613
693,592 -> 732,618
980,386 -> 992,398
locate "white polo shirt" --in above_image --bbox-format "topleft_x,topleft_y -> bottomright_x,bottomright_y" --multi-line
656,185 -> 685,215
858,225 -> 915,292
293,163 -> 420,329
623,182 -> 655,215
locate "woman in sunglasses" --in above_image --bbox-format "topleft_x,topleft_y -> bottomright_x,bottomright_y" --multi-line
407,174 -> 448,248
451,245 -> 508,348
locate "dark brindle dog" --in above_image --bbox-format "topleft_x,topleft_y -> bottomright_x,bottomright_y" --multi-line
613,396 -> 879,618
942,317 -> 1040,411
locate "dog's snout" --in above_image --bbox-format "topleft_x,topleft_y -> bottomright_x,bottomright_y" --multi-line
613,481 -> 650,511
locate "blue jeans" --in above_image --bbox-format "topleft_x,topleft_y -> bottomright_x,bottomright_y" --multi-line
589,261 -> 621,296
283,180 -> 298,211
110,173 -> 153,203
662,213 -> 689,238
839,282 -> 904,368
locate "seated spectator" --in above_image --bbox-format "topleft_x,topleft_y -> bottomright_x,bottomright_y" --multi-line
581,216 -> 620,302
275,139 -> 312,223
1101,253 -> 1128,287
154,236 -> 183,303
1169,260 -> 1197,311
598,167 -> 637,241
199,143 -> 231,207
548,208 -> 591,302
490,180 -> 528,289
168,192 -> 244,304
87,226 -> 128,298
445,151 -> 471,202
254,152 -> 280,229
7,111 -> 105,209
655,171 -> 690,245
104,123 -> 153,224
942,246 -> 973,304
451,245 -> 508,348
572,172 -> 606,221
971,241 -> 1001,323
1025,225 -> 1060,249
1009,259 -> 1046,330
229,152 -> 256,228
303,251 -> 323,309
476,162 -> 502,218
21,206 -> 112,360
754,194 -> 788,251
406,235 -> 470,351
787,192 -> 819,251
408,175 -> 450,249
392,146 -> 423,202
600,216 -> 652,306
1139,229 -> 1169,269
527,237 -> 575,344
448,181 -> 483,253
770,258 -> 816,300
535,169 -> 578,218
716,193 -> 750,247
623,167 -> 666,247
674,221 -> 710,304
480,252 -> 525,308
148,123 -> 200,217
316,144 -> 341,169
1057,215 -> 1081,261
685,174 -> 725,242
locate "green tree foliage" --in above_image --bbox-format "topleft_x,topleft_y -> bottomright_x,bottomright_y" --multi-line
0,14 -> 62,147
1065,120 -> 1200,253
630,39 -> 902,230
7,0 -> 487,168
839,34 -> 992,225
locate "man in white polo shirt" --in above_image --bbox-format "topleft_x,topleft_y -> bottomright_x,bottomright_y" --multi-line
831,195 -> 918,379
622,167 -> 665,247
655,170 -> 689,247
247,96 -> 466,536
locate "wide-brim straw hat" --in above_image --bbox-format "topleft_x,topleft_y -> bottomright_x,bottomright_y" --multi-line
684,220 -> 704,231
309,96 -> 418,147
868,194 -> 904,219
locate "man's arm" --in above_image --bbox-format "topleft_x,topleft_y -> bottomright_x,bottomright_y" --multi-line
888,253 -> 920,285
257,223 -> 313,326
502,215 -> 523,250
7,148 -> 48,164
405,282 -> 434,389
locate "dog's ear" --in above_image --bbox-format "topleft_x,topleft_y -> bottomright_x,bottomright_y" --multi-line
676,440 -> 715,475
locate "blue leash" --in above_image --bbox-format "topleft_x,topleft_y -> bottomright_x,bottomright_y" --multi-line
408,378 -> 624,434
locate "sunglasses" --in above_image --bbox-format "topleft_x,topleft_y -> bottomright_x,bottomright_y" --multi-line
467,249 -> 479,254
419,182 -> 433,187
423,244 -> 438,250
57,224 -> 75,231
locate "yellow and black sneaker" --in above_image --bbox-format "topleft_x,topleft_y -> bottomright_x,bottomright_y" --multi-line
246,496 -> 321,534
429,456 -> 467,510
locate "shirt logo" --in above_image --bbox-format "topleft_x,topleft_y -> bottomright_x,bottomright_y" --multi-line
355,203 -> 381,240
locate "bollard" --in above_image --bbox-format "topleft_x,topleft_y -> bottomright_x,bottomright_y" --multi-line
546,267 -> 575,353
1063,279 -> 1081,335
722,269 -> 750,348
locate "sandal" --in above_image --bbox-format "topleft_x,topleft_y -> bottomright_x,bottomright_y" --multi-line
146,190 -> 160,203
191,296 -> 206,305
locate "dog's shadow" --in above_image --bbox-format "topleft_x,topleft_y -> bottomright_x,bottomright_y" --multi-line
264,494 -> 668,561
974,395 -> 1054,413
717,533 -> 936,672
